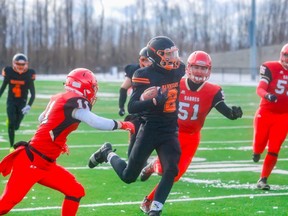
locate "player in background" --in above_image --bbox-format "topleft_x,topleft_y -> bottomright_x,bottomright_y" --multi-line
118,46 -> 152,117
118,47 -> 152,157
0,53 -> 36,152
252,43 -> 288,190
0,68 -> 134,215
88,36 -> 185,216
139,51 -> 243,213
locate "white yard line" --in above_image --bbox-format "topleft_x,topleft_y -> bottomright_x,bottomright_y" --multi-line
11,192 -> 288,212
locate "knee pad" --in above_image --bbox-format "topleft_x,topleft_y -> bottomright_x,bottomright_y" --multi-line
66,183 -> 85,199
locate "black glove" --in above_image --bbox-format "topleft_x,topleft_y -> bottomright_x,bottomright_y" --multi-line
231,106 -> 243,119
264,93 -> 277,102
118,108 -> 125,116
154,88 -> 168,106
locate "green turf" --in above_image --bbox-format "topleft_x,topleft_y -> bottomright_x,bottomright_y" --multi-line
0,80 -> 287,216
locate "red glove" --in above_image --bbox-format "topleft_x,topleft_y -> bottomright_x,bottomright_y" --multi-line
119,121 -> 135,134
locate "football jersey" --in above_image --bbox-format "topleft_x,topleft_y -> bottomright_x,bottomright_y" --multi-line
178,78 -> 221,134
130,62 -> 185,129
259,61 -> 288,113
0,66 -> 35,101
124,64 -> 140,79
30,91 -> 92,159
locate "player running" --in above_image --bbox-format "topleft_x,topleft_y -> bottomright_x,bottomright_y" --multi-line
88,36 -> 185,216
252,43 -> 288,190
0,68 -> 134,215
0,53 -> 36,152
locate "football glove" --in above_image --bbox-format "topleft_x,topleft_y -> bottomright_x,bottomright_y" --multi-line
118,108 -> 125,116
264,93 -> 277,102
154,88 -> 168,106
231,106 -> 243,119
119,121 -> 135,134
21,105 -> 31,115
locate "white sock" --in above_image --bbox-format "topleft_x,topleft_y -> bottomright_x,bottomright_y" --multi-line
150,201 -> 163,211
107,152 -> 117,163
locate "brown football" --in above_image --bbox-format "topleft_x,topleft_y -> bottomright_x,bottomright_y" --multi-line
140,86 -> 160,101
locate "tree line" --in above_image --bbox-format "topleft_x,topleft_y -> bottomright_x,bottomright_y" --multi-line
0,0 -> 287,74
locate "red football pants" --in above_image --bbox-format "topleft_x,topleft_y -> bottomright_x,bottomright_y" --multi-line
253,108 -> 288,154
0,150 -> 85,215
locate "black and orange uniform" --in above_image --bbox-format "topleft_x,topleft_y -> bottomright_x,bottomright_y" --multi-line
0,66 -> 36,147
110,62 -> 185,204
120,63 -> 142,157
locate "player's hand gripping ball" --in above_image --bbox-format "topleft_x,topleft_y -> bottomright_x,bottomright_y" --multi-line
140,86 -> 160,101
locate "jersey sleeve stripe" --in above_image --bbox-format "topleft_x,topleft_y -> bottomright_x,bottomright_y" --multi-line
132,77 -> 151,84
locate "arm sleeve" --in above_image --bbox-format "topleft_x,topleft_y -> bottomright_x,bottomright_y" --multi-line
213,89 -> 234,120
28,81 -> 36,106
119,87 -> 128,109
0,68 -> 8,98
72,108 -> 117,130
215,101 -> 235,120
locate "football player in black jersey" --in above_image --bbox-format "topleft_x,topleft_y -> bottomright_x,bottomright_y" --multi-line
0,53 -> 36,152
118,47 -> 152,157
118,47 -> 151,117
89,36 -> 185,216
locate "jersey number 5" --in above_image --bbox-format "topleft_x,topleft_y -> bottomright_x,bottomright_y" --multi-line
178,101 -> 199,120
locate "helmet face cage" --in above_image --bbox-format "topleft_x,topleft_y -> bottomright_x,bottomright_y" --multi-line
280,43 -> 288,70
65,68 -> 98,105
12,53 -> 28,74
186,51 -> 211,84
147,36 -> 180,70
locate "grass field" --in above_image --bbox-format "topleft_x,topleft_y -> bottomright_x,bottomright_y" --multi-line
0,80 -> 287,216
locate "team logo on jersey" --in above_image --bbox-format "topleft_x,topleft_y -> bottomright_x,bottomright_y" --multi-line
181,90 -> 186,94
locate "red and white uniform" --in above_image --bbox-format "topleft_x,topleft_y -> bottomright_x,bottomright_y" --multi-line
253,61 -> 288,169
0,91 -> 116,215
153,77 -> 222,180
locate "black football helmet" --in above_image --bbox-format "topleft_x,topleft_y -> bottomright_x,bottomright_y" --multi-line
147,36 -> 180,70
12,53 -> 28,74
138,47 -> 152,68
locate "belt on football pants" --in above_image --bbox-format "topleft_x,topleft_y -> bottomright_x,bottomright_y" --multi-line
26,145 -> 55,163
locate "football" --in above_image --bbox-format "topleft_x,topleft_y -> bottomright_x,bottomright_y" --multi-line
140,86 -> 160,101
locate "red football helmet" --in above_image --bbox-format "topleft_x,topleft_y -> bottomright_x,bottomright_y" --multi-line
280,43 -> 288,70
64,68 -> 98,105
186,51 -> 212,84
12,53 -> 28,74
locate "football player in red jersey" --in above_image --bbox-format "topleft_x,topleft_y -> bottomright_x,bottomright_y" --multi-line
0,68 -> 134,215
89,36 -> 185,216
139,51 -> 243,213
0,53 -> 36,152
252,43 -> 288,190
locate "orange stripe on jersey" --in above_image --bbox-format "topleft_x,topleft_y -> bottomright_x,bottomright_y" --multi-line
132,77 -> 150,84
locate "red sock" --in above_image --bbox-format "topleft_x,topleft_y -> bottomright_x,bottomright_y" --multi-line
62,198 -> 80,216
261,153 -> 277,178
147,185 -> 158,200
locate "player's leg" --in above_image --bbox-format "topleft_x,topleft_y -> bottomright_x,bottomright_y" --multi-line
150,133 -> 180,213
6,103 -> 16,149
124,115 -> 141,157
258,113 -> 288,190
38,164 -> 85,216
110,124 -> 155,183
15,102 -> 26,130
0,150 -> 40,214
252,108 -> 271,162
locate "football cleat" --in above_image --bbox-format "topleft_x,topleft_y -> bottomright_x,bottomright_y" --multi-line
252,153 -> 260,162
257,177 -> 270,190
140,196 -> 152,214
88,142 -> 113,168
140,159 -> 156,181
149,210 -> 162,216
